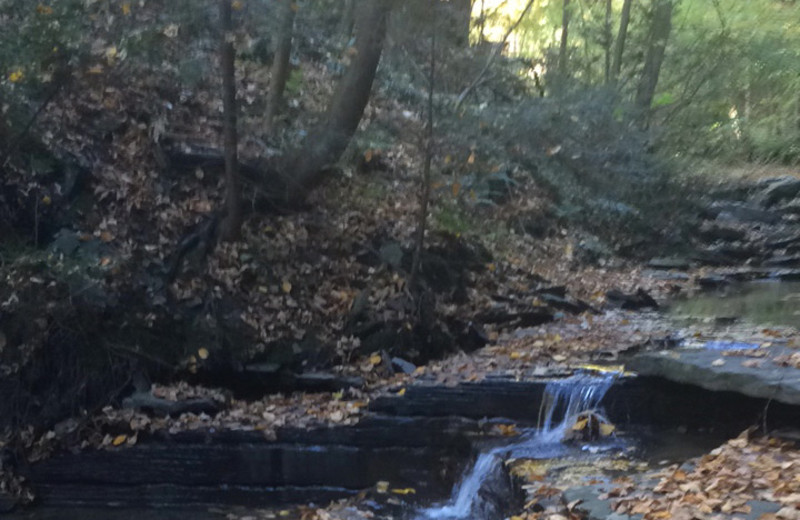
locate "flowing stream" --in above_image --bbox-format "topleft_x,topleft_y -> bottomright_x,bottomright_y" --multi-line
417,372 -> 617,520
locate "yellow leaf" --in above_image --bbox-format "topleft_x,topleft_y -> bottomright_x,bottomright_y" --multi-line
332,390 -> 344,400
467,151 -> 476,164
290,2 -> 299,12
232,0 -> 244,10
391,488 -> 416,495
497,424 -> 519,436
376,481 -> 390,493
487,263 -> 496,272
599,423 -> 615,436
36,4 -> 53,15
99,257 -> 112,267
452,182 -> 461,197
369,354 -> 382,366
364,149 -> 373,162
105,46 -> 118,62
42,195 -> 52,205
121,2 -> 131,15
8,69 -> 23,83
396,388 -> 406,396
444,155 -> 452,164
572,418 -> 588,431
87,65 -> 104,75
197,348 -> 209,360
509,351 -> 522,360
112,434 -> 127,447
281,280 -> 292,293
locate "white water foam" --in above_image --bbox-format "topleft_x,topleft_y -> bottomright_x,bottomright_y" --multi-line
417,373 -> 616,520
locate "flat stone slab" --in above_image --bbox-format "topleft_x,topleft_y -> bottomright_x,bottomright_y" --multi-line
628,345 -> 800,405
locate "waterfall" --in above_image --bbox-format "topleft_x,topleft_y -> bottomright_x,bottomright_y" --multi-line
536,372 -> 616,443
419,450 -> 504,520
417,372 -> 617,520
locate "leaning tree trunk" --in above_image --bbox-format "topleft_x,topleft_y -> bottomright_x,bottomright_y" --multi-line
280,0 -> 390,206
220,0 -> 242,241
265,0 -> 296,135
610,0 -> 632,84
557,0 -> 571,77
635,0 -> 674,126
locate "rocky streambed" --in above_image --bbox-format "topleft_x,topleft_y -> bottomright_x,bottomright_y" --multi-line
6,273 -> 800,520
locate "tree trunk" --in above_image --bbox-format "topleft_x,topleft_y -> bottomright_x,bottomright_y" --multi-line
610,0 -> 632,84
604,0 -> 612,84
478,0 -> 486,43
280,0 -> 390,206
220,0 -> 242,241
265,0 -> 296,135
635,0 -> 673,126
558,0 -> 570,77
411,4 -> 437,290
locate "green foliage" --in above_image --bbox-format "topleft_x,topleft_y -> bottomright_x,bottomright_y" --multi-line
0,0 -> 87,108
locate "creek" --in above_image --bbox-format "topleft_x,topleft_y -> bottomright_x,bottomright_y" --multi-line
670,280 -> 800,327
9,281 -> 800,520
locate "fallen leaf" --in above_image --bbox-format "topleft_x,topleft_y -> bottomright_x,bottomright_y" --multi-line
391,488 -> 416,495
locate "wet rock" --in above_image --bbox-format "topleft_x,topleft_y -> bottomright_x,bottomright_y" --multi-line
776,269 -> 800,281
756,177 -> 800,207
762,255 -> 800,268
707,202 -> 782,225
690,249 -> 738,266
698,221 -> 748,242
778,198 -> 800,215
469,453 -> 522,520
605,288 -> 658,310
765,233 -> 800,250
647,257 -> 691,270
628,346 -> 800,405
562,484 -> 622,520
392,357 -> 417,375
722,243 -> 763,261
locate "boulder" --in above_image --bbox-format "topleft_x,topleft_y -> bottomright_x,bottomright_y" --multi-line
756,177 -> 800,207
707,202 -> 782,225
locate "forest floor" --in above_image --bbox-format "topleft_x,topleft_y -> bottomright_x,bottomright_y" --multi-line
1,6 -> 799,517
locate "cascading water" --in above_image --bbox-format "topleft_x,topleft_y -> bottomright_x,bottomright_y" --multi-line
536,372 -> 616,443
417,372 -> 618,520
